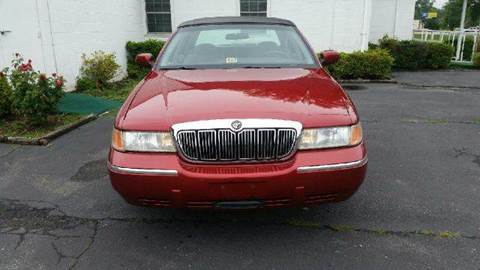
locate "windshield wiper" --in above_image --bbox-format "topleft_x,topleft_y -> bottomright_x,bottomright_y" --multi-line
239,66 -> 283,69
160,66 -> 197,70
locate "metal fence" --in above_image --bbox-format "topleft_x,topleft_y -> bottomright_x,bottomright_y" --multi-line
413,29 -> 479,63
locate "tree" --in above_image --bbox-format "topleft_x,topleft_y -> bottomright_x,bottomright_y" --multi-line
415,0 -> 436,20
443,0 -> 480,29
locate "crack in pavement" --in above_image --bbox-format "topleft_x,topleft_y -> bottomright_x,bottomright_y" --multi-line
0,145 -> 21,159
2,198 -> 480,242
454,147 -> 480,168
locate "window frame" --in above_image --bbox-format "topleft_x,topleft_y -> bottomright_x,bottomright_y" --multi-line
239,0 -> 268,17
145,0 -> 173,33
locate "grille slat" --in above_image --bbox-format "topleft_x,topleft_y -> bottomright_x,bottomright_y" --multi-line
177,128 -> 297,163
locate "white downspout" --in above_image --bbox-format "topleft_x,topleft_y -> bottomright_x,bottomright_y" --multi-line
393,0 -> 400,38
35,0 -> 47,71
46,0 -> 58,73
360,0 -> 371,51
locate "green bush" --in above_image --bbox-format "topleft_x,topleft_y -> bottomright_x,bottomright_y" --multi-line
425,42 -> 454,69
0,70 -> 13,117
379,37 -> 453,70
474,53 -> 480,68
125,39 -> 165,78
79,51 -> 120,89
325,49 -> 394,80
75,77 -> 96,92
444,36 -> 475,61
7,55 -> 64,126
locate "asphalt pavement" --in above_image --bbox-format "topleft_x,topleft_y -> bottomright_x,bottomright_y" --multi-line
1,81 -> 480,270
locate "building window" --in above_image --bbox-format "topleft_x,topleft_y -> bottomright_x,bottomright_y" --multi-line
146,0 -> 172,33
240,0 -> 267,17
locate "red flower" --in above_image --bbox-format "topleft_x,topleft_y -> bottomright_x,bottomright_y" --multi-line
55,79 -> 64,88
39,73 -> 47,81
19,63 -> 32,72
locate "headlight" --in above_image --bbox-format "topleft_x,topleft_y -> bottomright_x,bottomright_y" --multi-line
111,128 -> 176,152
298,123 -> 362,150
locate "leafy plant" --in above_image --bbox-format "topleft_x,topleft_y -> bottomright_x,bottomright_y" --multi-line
0,70 -> 13,117
325,49 -> 394,80
125,39 -> 165,78
6,54 -> 64,126
79,51 -> 120,89
474,53 -> 480,68
75,77 -> 97,92
379,37 -> 453,70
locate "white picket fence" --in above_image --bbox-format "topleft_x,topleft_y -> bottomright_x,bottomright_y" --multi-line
413,29 -> 479,63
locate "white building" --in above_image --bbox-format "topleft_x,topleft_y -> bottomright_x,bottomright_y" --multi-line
0,0 -> 415,87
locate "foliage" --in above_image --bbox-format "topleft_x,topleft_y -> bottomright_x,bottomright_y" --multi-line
442,0 -> 480,29
415,0 -> 435,20
75,77 -> 97,92
0,70 -> 13,117
81,78 -> 139,102
379,37 -> 453,70
2,54 -> 64,126
425,42 -> 455,69
125,39 -> 165,78
474,53 -> 480,68
79,51 -> 120,89
0,113 -> 81,138
325,49 -> 394,80
443,35 -> 476,61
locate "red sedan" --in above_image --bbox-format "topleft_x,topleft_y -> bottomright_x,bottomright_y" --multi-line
108,17 -> 367,209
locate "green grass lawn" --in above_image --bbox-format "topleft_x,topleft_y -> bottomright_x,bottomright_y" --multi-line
0,114 -> 83,138
82,79 -> 140,102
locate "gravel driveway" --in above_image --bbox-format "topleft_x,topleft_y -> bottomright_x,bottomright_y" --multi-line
1,82 -> 480,270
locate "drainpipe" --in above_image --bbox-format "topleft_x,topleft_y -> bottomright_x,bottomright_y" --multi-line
455,0 -> 468,61
35,0 -> 47,71
393,0 -> 400,38
360,0 -> 371,51
46,0 -> 58,73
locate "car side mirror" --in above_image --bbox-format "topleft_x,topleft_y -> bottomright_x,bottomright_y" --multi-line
135,53 -> 154,67
320,50 -> 340,66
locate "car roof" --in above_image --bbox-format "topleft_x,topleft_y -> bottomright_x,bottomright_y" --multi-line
178,16 -> 296,28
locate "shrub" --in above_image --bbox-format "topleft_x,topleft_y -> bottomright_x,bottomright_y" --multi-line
379,37 -> 453,70
425,42 -> 454,69
75,77 -> 96,92
125,39 -> 165,78
474,53 -> 480,68
0,70 -> 13,117
325,49 -> 394,80
79,51 -> 120,89
7,55 -> 64,126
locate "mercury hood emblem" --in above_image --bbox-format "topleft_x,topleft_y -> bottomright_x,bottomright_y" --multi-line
231,120 -> 242,130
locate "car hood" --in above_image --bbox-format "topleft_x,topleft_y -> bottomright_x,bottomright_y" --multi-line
119,68 -> 354,131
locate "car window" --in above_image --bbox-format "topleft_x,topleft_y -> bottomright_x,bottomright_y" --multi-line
158,24 -> 318,69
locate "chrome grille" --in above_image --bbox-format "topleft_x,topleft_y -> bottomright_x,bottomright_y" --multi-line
176,128 -> 297,162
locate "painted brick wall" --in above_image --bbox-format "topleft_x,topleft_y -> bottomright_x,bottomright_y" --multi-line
370,0 -> 416,43
0,0 -> 146,88
0,0 -> 415,88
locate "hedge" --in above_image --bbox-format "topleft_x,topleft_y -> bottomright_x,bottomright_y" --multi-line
474,53 -> 480,68
379,37 -> 454,70
325,49 -> 394,80
125,39 -> 165,78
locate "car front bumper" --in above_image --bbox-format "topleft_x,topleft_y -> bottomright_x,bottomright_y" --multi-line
108,143 -> 367,209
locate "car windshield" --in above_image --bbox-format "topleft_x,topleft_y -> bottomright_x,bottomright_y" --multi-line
158,24 -> 318,69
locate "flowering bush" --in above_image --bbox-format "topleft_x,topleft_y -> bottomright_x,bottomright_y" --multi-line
0,70 -> 13,117
2,54 -> 64,126
79,51 -> 120,89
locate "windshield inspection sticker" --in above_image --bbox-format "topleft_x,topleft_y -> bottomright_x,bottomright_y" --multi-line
225,57 -> 238,64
